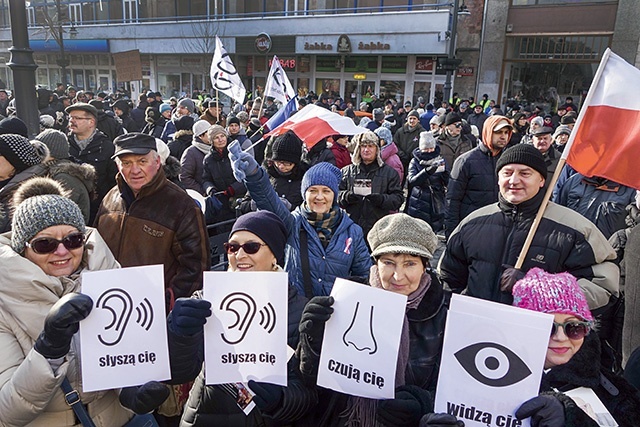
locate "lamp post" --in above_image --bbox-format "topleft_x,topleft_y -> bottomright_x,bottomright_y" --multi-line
442,0 -> 470,105
7,0 -> 40,137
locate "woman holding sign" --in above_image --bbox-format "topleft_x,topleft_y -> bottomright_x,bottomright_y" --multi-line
296,213 -> 456,426
0,177 -> 169,426
512,268 -> 640,427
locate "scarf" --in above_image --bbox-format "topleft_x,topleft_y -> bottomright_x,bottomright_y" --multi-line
73,128 -> 98,152
344,264 -> 432,426
192,139 -> 210,155
302,204 -> 341,247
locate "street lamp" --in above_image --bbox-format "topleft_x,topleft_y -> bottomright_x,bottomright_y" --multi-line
442,0 -> 470,105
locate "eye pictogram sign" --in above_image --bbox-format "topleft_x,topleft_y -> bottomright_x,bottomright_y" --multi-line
434,295 -> 553,427
203,271 -> 288,386
317,279 -> 407,399
79,265 -> 170,392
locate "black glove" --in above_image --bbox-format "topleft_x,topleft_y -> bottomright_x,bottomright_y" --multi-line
119,381 -> 170,414
515,395 -> 565,427
345,192 -> 364,204
248,380 -> 284,413
420,413 -> 465,427
34,293 -> 93,359
378,386 -> 433,427
366,193 -> 385,206
299,296 -> 334,353
500,265 -> 526,293
168,298 -> 212,336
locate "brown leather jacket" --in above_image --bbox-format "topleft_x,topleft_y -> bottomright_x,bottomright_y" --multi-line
95,168 -> 210,307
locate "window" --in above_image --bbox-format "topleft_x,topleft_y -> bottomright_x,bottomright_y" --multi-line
68,3 -> 82,24
506,35 -> 610,61
123,0 -> 138,23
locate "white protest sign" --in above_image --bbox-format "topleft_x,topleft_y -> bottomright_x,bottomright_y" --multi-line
317,278 -> 407,399
435,294 -> 553,427
203,271 -> 288,386
79,265 -> 170,392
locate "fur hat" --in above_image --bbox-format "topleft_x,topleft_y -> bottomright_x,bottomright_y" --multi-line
231,211 -> 288,266
272,131 -> 302,164
301,162 -> 341,205
374,127 -> 393,146
419,131 -> 436,150
351,131 -> 383,167
0,134 -> 41,173
513,267 -> 594,322
11,177 -> 86,253
496,144 -> 547,180
35,129 -> 69,159
368,213 -> 438,260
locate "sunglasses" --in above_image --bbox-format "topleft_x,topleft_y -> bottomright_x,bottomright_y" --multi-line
453,123 -> 463,128
551,320 -> 590,340
26,232 -> 85,254
223,241 -> 267,255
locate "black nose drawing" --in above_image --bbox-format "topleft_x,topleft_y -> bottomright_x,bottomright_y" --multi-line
342,302 -> 378,355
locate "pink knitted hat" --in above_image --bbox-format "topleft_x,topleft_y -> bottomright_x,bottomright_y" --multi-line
512,267 -> 594,322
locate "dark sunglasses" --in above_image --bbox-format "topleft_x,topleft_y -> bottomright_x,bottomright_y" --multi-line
223,241 -> 266,255
551,321 -> 590,340
26,232 -> 85,254
454,122 -> 463,128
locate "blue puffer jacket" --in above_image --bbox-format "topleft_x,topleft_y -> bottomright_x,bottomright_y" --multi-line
244,168 -> 372,296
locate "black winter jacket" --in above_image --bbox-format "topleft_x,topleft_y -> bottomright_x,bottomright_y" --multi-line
202,147 -> 247,222
406,147 -> 449,231
238,163 -> 303,215
95,111 -> 124,143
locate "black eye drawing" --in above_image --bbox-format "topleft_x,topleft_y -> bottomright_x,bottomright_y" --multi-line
454,342 -> 531,387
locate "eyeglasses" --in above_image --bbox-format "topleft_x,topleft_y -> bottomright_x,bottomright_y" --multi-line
69,116 -> 93,121
453,123 -> 463,128
223,241 -> 267,255
551,320 -> 591,340
26,232 -> 85,254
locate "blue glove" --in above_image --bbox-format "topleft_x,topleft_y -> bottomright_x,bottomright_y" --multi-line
228,140 -> 259,181
168,298 -> 212,336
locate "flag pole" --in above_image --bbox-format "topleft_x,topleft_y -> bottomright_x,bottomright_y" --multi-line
514,48 -> 613,269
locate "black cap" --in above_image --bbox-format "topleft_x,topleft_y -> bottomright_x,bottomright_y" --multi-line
532,126 -> 554,136
65,102 -> 98,118
496,144 -> 547,180
112,133 -> 157,158
445,112 -> 462,126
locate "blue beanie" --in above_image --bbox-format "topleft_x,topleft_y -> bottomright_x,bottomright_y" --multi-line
301,162 -> 341,205
159,103 -> 172,114
231,211 -> 288,266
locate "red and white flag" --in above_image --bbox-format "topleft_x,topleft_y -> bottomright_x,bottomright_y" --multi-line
267,104 -> 366,149
562,48 -> 640,190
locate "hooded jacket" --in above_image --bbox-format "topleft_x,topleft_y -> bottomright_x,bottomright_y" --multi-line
406,146 -> 449,231
380,140 -> 404,183
44,159 -> 96,224
438,129 -> 474,171
202,146 -> 247,222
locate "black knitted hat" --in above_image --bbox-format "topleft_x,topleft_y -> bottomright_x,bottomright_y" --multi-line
496,144 -> 547,180
271,131 -> 302,164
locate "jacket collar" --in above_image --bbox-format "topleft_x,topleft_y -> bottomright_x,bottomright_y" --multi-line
498,188 -> 545,218
541,332 -> 601,390
407,271 -> 447,321
117,165 -> 167,207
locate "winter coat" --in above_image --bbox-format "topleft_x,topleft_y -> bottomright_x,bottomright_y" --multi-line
406,147 -> 449,231
168,129 -> 194,162
141,116 -> 167,140
540,333 -> 640,427
380,141 -> 404,183
199,110 -> 226,127
44,159 -> 96,225
330,143 -> 352,170
95,111 -> 124,143
0,229 -> 134,427
228,130 -> 254,157
175,282 -> 315,426
445,143 -> 500,237
393,123 -> 425,171
160,119 -> 177,143
438,131 -> 474,172
237,163 -> 303,215
623,225 -> 640,363
95,168 -> 210,308
302,140 -> 336,168
202,147 -> 247,222
338,160 -> 404,238
179,143 -> 208,195
130,105 -> 147,131
243,168 -> 372,296
467,112 -> 488,135
440,190 -> 619,310
555,174 -> 637,239
0,163 -> 48,232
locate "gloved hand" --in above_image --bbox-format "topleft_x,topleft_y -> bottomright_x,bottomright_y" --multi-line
223,186 -> 235,197
377,390 -> 425,426
205,194 -> 223,220
168,298 -> 212,336
299,296 -> 334,353
279,196 -> 292,211
500,265 -> 526,292
420,413 -> 465,427
344,192 -> 364,205
366,193 -> 385,206
515,395 -> 565,427
34,293 -> 93,359
119,381 -> 170,414
228,140 -> 260,181
248,380 -> 284,413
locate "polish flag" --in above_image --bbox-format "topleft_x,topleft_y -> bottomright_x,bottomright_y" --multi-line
562,48 -> 640,190
266,104 -> 366,148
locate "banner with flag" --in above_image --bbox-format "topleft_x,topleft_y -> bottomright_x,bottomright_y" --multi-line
562,48 -> 640,190
266,104 -> 366,148
210,36 -> 246,104
263,55 -> 296,105
264,96 -> 298,132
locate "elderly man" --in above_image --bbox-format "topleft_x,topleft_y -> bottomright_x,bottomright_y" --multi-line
66,102 -> 118,220
438,112 -> 474,171
339,131 -> 404,237
531,126 -> 561,182
439,144 -> 619,313
95,133 -> 210,308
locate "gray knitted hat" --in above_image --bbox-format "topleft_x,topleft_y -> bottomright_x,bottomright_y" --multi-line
419,131 -> 436,150
11,177 -> 86,253
368,213 -> 438,260
36,129 -> 70,159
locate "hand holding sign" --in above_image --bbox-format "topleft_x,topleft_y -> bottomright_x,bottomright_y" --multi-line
515,395 -> 564,427
119,381 -> 171,414
168,298 -> 212,337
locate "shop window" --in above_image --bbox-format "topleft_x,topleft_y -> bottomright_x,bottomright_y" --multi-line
380,80 -> 405,103
344,56 -> 377,73
506,35 -> 610,61
381,56 -> 407,73
316,56 -> 342,72
316,79 -> 341,99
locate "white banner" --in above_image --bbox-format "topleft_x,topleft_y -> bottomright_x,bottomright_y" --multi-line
317,278 -> 407,399
210,35 -> 246,104
434,295 -> 553,427
79,265 -> 170,392
203,271 -> 288,386
263,55 -> 296,105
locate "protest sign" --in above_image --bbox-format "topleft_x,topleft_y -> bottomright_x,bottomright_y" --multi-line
80,265 -> 170,392
203,271 -> 288,386
435,294 -> 553,427
317,278 -> 406,399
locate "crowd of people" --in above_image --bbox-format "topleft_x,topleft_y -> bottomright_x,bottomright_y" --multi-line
0,83 -> 640,427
